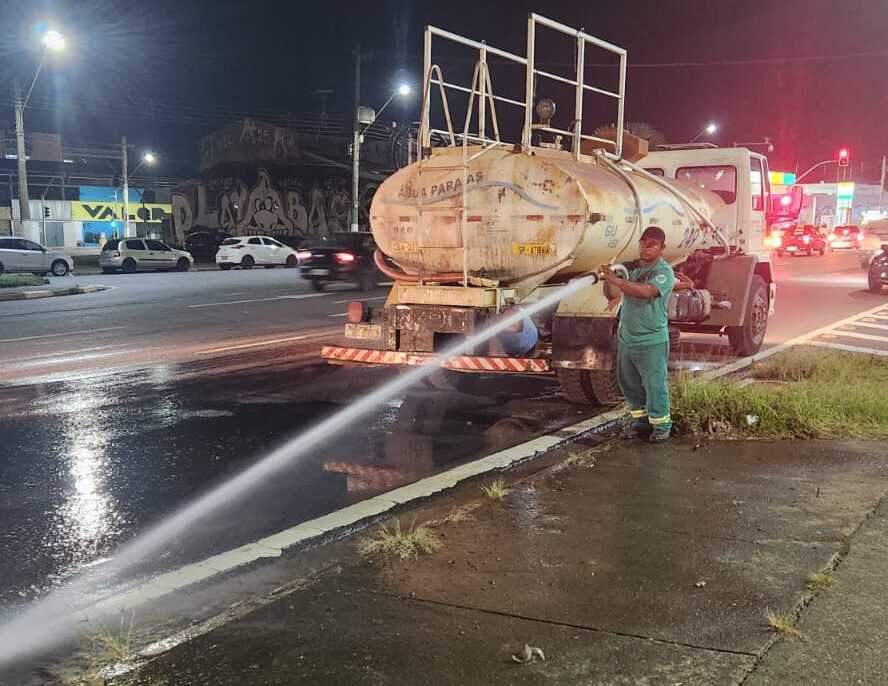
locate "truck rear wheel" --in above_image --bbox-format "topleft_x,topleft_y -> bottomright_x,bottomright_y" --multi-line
556,367 -> 622,406
727,275 -> 768,357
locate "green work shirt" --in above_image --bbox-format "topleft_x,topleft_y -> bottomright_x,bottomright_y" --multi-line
618,258 -> 676,347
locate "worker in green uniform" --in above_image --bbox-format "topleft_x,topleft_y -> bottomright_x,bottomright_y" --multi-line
601,226 -> 676,442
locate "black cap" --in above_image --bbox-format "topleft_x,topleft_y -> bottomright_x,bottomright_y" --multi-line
641,226 -> 666,245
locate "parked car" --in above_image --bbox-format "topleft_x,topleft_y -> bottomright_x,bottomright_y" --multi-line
185,230 -> 233,259
829,224 -> 863,250
99,238 -> 194,273
779,224 -> 828,257
297,232 -> 383,291
869,247 -> 888,293
0,237 -> 73,276
215,236 -> 300,270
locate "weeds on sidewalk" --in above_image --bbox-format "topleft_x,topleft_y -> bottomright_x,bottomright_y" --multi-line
435,503 -> 481,525
359,519 -> 442,560
671,348 -> 888,439
766,608 -> 801,638
481,478 -> 510,500
807,572 -> 835,593
0,273 -> 48,288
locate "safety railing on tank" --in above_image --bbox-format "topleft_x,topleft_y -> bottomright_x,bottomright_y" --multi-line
418,13 -> 628,161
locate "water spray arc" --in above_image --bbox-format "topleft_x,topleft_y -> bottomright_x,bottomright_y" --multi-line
0,274 -> 598,667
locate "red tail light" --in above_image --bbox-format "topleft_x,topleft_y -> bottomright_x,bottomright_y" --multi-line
802,235 -> 811,244
297,250 -> 312,261
335,252 -> 355,264
231,245 -> 244,249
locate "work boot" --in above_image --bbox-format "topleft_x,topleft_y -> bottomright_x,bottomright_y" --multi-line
648,428 -> 671,443
621,421 -> 651,440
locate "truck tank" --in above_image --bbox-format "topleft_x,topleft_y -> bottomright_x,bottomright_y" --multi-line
370,145 -> 728,295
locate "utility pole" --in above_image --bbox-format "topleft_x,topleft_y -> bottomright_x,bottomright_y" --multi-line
351,48 -> 363,232
14,83 -> 30,226
121,136 -> 130,237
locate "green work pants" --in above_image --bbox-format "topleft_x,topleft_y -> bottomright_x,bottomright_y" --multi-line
617,339 -> 671,431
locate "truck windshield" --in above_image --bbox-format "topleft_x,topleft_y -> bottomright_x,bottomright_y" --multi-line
676,165 -> 737,205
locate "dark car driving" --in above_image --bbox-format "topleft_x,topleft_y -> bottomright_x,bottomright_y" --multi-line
298,232 -> 383,291
869,246 -> 888,294
185,230 -> 233,259
779,224 -> 827,257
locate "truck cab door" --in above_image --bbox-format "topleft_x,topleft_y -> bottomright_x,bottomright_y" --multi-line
748,157 -> 767,253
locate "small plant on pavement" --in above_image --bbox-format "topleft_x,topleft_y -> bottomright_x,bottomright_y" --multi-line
359,518 -> 442,560
481,477 -> 510,500
436,503 -> 481,525
806,572 -> 835,593
766,608 -> 801,638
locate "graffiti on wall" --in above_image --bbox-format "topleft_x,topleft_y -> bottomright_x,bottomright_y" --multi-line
172,168 -> 378,244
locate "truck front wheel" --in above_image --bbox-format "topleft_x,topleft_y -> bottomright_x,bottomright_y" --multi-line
557,367 -> 622,406
421,369 -> 480,393
727,275 -> 769,357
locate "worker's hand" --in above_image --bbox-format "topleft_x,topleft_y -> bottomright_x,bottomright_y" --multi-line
606,297 -> 621,312
599,264 -> 619,284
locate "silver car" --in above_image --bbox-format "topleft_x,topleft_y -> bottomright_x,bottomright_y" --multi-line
0,237 -> 73,276
99,238 -> 194,273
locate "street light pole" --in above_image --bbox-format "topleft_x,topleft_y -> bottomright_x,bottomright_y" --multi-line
351,49 -> 362,232
13,84 -> 30,226
121,136 -> 130,237
795,160 -> 836,184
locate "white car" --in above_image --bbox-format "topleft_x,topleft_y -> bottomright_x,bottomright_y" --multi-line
215,236 -> 300,270
0,237 -> 73,276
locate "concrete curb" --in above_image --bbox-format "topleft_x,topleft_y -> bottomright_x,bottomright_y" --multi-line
0,284 -> 110,302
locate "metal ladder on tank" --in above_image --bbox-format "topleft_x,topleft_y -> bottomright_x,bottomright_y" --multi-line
415,58 -> 506,286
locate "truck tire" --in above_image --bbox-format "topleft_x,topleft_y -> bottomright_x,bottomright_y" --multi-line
556,367 -> 622,406
727,275 -> 768,357
421,369 -> 479,393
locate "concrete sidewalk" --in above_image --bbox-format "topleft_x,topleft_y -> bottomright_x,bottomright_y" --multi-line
113,438 -> 888,686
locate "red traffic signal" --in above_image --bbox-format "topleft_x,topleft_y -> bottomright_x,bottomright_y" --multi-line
837,148 -> 850,167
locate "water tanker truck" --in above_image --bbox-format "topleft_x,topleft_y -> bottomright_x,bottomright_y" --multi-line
322,14 -> 803,404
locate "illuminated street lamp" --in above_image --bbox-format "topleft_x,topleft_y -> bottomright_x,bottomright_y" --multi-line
120,149 -> 158,237
351,83 -> 412,231
690,122 -> 718,144
14,26 -> 66,227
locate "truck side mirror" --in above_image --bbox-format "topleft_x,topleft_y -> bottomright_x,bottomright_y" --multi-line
768,185 -> 804,220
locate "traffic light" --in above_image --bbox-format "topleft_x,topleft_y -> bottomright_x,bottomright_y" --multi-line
44,206 -> 51,218
838,148 -> 850,167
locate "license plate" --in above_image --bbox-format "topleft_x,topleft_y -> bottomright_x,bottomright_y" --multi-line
309,268 -> 330,276
345,323 -> 382,340
787,246 -> 797,251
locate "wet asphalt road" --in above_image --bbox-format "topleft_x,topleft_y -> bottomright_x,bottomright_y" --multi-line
0,250 -> 884,615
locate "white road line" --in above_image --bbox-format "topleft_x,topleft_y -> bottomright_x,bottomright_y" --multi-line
332,296 -> 388,304
188,293 -> 327,308
809,341 -> 888,357
0,326 -> 125,343
328,312 -> 349,318
820,330 -> 888,344
195,335 -> 310,354
847,321 -> 888,331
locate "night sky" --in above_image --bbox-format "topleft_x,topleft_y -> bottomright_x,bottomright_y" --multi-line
1,0 -> 887,178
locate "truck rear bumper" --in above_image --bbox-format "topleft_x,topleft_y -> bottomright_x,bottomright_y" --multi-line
321,345 -> 551,373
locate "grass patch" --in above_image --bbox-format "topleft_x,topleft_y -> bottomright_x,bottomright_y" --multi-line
481,477 -> 510,500
766,608 -> 801,638
89,612 -> 136,666
671,349 -> 888,439
0,273 -> 48,288
807,572 -> 835,593
359,519 -> 442,560
435,503 -> 481,525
